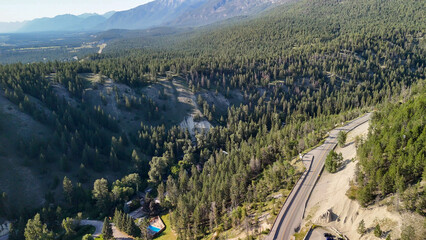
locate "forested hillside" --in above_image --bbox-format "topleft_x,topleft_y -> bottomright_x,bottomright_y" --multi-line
0,0 -> 424,239
356,87 -> 425,213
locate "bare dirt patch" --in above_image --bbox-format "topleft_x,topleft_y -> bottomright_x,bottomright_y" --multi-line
98,43 -> 107,54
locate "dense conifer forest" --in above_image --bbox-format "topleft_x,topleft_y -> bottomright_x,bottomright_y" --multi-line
0,0 -> 424,239
356,89 -> 425,211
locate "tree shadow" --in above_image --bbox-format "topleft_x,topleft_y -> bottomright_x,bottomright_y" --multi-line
338,159 -> 352,171
366,226 -> 375,234
342,141 -> 355,148
330,210 -> 339,222
383,230 -> 392,238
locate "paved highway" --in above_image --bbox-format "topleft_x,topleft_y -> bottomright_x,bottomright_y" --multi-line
267,113 -> 371,240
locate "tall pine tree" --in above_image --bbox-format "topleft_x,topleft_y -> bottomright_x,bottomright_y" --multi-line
102,217 -> 113,240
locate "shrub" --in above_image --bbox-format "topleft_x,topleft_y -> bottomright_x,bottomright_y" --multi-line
82,234 -> 94,240
400,225 -> 415,240
357,219 -> 366,235
337,131 -> 347,147
374,224 -> 382,237
325,150 -> 343,173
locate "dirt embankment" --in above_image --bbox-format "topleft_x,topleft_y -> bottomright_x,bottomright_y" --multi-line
98,43 -> 107,54
303,121 -> 424,239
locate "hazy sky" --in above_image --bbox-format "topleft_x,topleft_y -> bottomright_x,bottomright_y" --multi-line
0,0 -> 154,22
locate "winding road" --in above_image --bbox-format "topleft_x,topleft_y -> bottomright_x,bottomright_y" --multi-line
81,220 -> 103,237
80,219 -> 134,239
267,113 -> 371,240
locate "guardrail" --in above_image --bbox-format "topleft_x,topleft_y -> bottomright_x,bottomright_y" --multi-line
268,113 -> 371,239
301,143 -> 336,219
301,114 -> 371,219
302,225 -> 314,240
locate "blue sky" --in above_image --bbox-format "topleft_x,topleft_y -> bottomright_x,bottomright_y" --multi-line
0,0 -> 153,22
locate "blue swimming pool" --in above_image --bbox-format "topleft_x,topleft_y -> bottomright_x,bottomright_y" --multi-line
148,225 -> 161,233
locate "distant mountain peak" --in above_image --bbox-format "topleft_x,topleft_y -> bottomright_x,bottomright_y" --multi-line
16,13 -> 107,33
0,0 -> 291,33
78,13 -> 99,19
102,0 -> 289,30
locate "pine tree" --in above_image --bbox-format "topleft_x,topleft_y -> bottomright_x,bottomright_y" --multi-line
113,208 -> 119,226
157,182 -> 165,206
0,192 -> 7,217
126,215 -> 132,234
63,176 -> 73,205
24,213 -> 54,240
102,217 -> 113,240
337,131 -> 347,147
61,217 -> 76,236
357,219 -> 366,235
92,178 -> 110,213
374,224 -> 382,237
119,210 -> 125,230
325,150 -> 343,173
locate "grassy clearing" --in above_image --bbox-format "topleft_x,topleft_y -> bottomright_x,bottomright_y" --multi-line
155,213 -> 177,240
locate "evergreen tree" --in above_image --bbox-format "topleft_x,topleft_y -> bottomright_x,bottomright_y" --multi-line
61,217 -> 76,236
92,178 -> 111,214
374,224 -> 382,237
24,213 -> 54,240
337,131 -> 347,147
325,150 -> 343,173
113,209 -> 140,237
357,219 -> 366,235
63,176 -> 73,205
157,182 -> 165,206
102,217 -> 113,240
0,192 -> 7,217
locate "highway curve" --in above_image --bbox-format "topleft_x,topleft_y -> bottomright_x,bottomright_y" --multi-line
267,113 -> 371,240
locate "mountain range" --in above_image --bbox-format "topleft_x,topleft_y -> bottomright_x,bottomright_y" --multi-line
17,14 -> 110,33
0,0 -> 290,33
